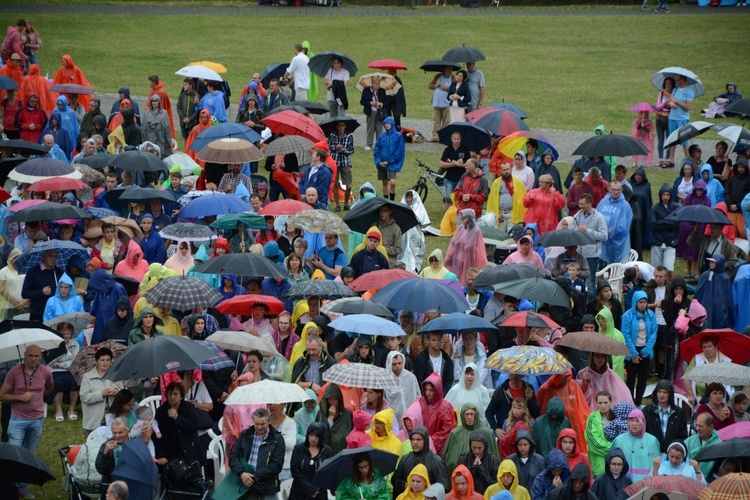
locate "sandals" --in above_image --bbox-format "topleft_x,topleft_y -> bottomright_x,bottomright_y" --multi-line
55,414 -> 64,422
68,412 -> 78,421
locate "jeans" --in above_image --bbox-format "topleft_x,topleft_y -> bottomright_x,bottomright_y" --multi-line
443,178 -> 458,204
8,415 -> 44,453
586,257 -> 600,301
650,245 -> 676,271
656,119 -> 670,159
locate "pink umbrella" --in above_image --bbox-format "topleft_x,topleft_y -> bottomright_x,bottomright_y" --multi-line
718,421 -> 750,441
7,199 -> 47,212
629,102 -> 658,113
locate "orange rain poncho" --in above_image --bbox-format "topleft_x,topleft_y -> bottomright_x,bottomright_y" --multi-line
52,55 -> 92,109
20,64 -> 53,113
536,370 -> 591,454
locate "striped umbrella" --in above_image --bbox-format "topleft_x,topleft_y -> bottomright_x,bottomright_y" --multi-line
144,276 -> 224,310
625,476 -> 705,499
196,341 -> 235,371
323,363 -> 400,390
698,472 -> 750,500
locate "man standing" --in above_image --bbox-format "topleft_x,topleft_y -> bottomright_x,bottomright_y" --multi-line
328,121 -> 354,212
429,66 -> 453,142
304,187 -> 327,210
218,163 -> 253,196
311,233 -> 346,279
465,62 -> 485,113
566,166 -> 593,217
414,331 -> 454,394
686,413 -> 721,479
360,76 -> 386,152
597,181 -> 633,266
292,336 -> 335,395
649,184 -> 680,280
0,344 -> 53,499
585,167 -> 609,207
15,92 -> 46,143
439,131 -> 471,212
41,133 -> 67,162
284,44 -> 310,103
643,380 -> 687,453
668,74 -> 695,164
176,78 -> 197,139
199,80 -> 226,123
350,229 -> 389,277
229,408 -> 285,499
454,158 -> 488,219
573,193 -> 608,299
644,267 -> 671,378
377,205 -> 402,268
299,149 -> 333,207
22,249 -> 63,322
263,78 -> 288,115
2,20 -> 28,71
487,161 -> 526,234
147,75 -> 174,138
324,57 -> 349,117
391,427 -> 451,498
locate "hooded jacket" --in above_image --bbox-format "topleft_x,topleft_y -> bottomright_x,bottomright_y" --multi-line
288,422 -> 332,500
621,290 -> 658,359
314,383 -> 353,454
531,396 -> 570,457
396,463 -> 431,500
700,164 -> 724,207
506,429 -> 545,491
346,409 -> 373,449
367,408 -> 402,454
483,459 -> 530,500
101,296 -> 134,344
648,183 -> 680,247
590,448 -> 631,500
446,464 -> 483,500
597,190 -> 633,264
529,449 -> 570,500
374,116 -> 405,172
724,162 -> 750,208
455,168 -> 489,218
419,248 -> 450,279
114,239 -> 149,282
486,380 -> 540,434
695,253 -> 733,329
546,462 -> 596,500
54,95 -> 80,154
393,426 -> 451,498
120,107 -> 142,146
442,403 -> 498,471
584,409 -> 610,478
610,408 -> 660,482
385,350 -> 421,421
39,109 -> 73,160
15,89 -> 48,142
414,372 -> 456,455
42,272 -> 84,322
522,183 -> 566,236
456,430 -> 500,495
555,428 -> 592,484
139,214 -> 166,264
127,306 -> 164,346
588,307 -> 623,381
88,270 -> 128,344
643,379 -> 688,452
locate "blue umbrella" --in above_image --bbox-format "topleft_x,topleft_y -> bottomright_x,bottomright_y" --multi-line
112,440 -> 159,499
0,76 -> 19,91
84,206 -> 119,219
418,312 -> 499,335
328,314 -> 403,337
372,278 -> 468,314
437,122 -> 492,152
260,62 -> 288,88
487,101 -> 529,120
14,240 -> 90,274
177,192 -> 250,219
188,123 -> 262,152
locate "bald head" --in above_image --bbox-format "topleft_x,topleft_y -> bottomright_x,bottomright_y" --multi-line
305,187 -> 319,206
43,134 -> 55,150
24,344 -> 42,368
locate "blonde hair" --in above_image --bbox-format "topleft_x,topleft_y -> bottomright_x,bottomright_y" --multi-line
538,174 -> 554,185
505,397 -> 532,430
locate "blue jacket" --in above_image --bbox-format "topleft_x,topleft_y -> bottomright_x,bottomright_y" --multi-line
696,253 -> 733,329
373,117 -> 404,172
89,270 -> 128,344
43,273 -> 85,322
733,263 -> 750,332
700,164 -> 725,207
524,223 -> 546,263
109,86 -> 141,123
620,290 -> 658,359
39,109 -> 73,161
54,95 -> 80,157
672,161 -> 697,201
139,215 -> 166,264
596,193 -> 633,264
217,274 -> 246,300
298,163 -> 333,206
530,449 -> 570,500
22,264 -> 64,317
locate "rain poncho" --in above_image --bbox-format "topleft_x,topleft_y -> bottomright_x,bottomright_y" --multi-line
139,215 -> 166,265
42,272 -> 84,322
127,307 -> 164,346
186,109 -> 212,165
336,463 -> 391,500
610,408 -> 660,482
506,429 -> 545,491
419,249 -> 450,279
685,427 -> 722,478
217,274 -> 246,300
621,290 -> 658,360
445,363 -> 490,426
576,359 -> 633,411
89,270 -> 128,344
537,373 -> 591,454
442,403 -> 498,471
188,244 -> 220,288
522,184 -> 565,236
101,296 -> 134,344
630,112 -> 654,167
347,184 -> 377,259
446,464 -> 482,500
53,55 -> 92,109
487,173 -> 527,226
584,409 -> 611,477
555,428 -> 592,483
546,463 -> 594,500
531,396 -> 570,457
629,167 -> 653,245
590,448 -> 631,500
395,463 -> 431,500
529,449 -> 570,500
302,41 -> 318,101
295,388 -> 319,444
374,116 -> 405,172
39,109 -> 73,160
164,244 -> 195,277
413,372 -> 456,455
399,189 -> 428,274
54,95 -> 80,156
695,253 -> 733,329
483,459 -> 530,500
142,99 -> 173,158
315,383 -> 353,454
444,210 -> 488,286
385,351 -> 420,421
114,239 -> 150,283
348,409 -> 373,449
700,164 -> 724,207
677,179 -> 711,261
596,191 -> 633,264
595,306 -> 626,380
20,64 -> 53,114
396,402 -> 437,454
367,408 -> 402,455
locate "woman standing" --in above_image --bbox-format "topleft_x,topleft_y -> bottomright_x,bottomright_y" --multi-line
448,70 -> 470,123
0,89 -> 22,139
0,248 -> 27,321
79,348 -> 123,436
139,214 -> 165,264
270,311 -> 299,361
165,241 -> 194,276
576,354 -> 633,411
656,77 -> 675,168
631,111 -> 654,168
154,382 -> 205,472
47,322 -> 80,422
677,179 -> 710,279
522,174 -> 566,236
235,95 -> 265,134
142,95 -> 173,158
290,422 -> 332,500
336,453 -> 391,500
621,291 -> 657,406
585,391 -> 615,477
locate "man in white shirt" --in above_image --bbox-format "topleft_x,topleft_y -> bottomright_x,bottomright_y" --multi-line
284,44 -> 310,102
624,261 -> 655,283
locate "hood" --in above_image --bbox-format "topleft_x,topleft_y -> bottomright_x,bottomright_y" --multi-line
115,295 -> 133,319
671,277 -> 688,293
579,314 -> 596,329
134,306 -> 164,328
359,181 -> 376,198
630,290 -> 648,311
121,108 -> 136,125
700,164 -> 715,184
424,484 -> 445,500
459,362 -> 482,392
460,209 -> 476,228
372,408 -> 395,436
92,114 -> 107,130
546,396 -> 566,420
88,269 -> 116,294
386,350 -> 406,374
194,244 -> 210,263
352,409 -> 373,432
555,276 -> 573,295
627,408 -> 646,437
402,404 -> 426,436
117,87 -> 131,99
383,116 -> 396,131
213,238 -> 230,256
732,391 -> 748,406
422,372 -> 444,402
235,182 -> 250,202
119,98 -> 132,111
48,109 -> 62,127
708,253 -> 727,275
468,429 -> 489,455
305,421 -> 326,446
451,465 -> 476,498
541,148 -> 555,162
679,160 -> 696,179
658,182 -> 673,201
613,401 -> 636,421
497,459 -> 521,493
459,403 -> 480,430
411,426 -> 431,455
557,216 -> 575,230
692,179 -> 708,194
653,380 -> 675,406
569,462 -> 591,491
54,273 -> 75,300
524,223 -> 539,244
321,383 -> 344,410
605,447 -> 629,477
594,124 -> 606,136
556,428 -> 582,456
514,428 -> 537,456
66,255 -> 87,274
126,238 -> 143,266
596,306 -> 616,335
263,241 -> 284,264
405,464 -> 431,495
545,449 -> 570,477
687,300 -> 707,323
630,166 -> 649,184
56,95 -> 69,110
515,150 -> 527,163
428,248 -> 444,267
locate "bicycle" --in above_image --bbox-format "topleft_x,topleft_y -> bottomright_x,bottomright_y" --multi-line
410,159 -> 447,203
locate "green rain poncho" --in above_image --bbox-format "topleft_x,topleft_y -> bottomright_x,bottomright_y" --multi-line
441,403 -> 498,471
596,307 -> 626,381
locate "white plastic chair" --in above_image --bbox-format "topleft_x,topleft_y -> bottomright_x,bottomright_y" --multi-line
673,393 -> 694,436
628,249 -> 639,262
278,478 -> 293,500
596,263 -> 625,302
139,395 -> 161,416
207,435 -> 226,490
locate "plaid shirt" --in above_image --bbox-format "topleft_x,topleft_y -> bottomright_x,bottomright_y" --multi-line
247,431 -> 267,469
327,132 -> 354,168
658,405 -> 673,436
217,172 -> 253,195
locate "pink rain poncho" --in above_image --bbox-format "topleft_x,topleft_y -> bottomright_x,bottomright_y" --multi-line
631,111 -> 654,167
444,209 -> 488,286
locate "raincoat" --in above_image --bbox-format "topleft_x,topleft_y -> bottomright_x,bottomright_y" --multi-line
590,448 -> 631,500
114,239 -> 149,283
483,459 -> 530,500
399,189 -> 428,274
444,210 -> 488,286
630,112 -> 654,166
610,408 -> 660,482
446,464 -> 483,500
139,214 -> 166,265
397,404 -> 437,454
347,409 -> 373,449
413,372 -> 456,455
537,374 -> 591,453
584,409 -> 610,477
595,306 -> 626,380
529,449 -> 570,500
101,296 -> 134,344
53,55 -> 92,109
347,184 -> 377,258
596,191 -> 633,264
107,125 -> 127,154
455,430 -> 499,495
142,100 -> 173,158
315,383 -> 353,454
127,307 -> 164,346
445,363 -> 490,426
685,428 -> 722,478
677,179 -> 710,261
188,245 -> 220,288
521,184 -> 565,236
147,80 -> 174,138
419,248 -> 451,279
374,116 -> 405,172
185,109 -> 212,165
555,428 -> 592,484
336,465 -> 391,500
20,64 -> 53,113
294,389 -> 319,443
700,164 -> 724,207
217,274 -> 246,300
506,429 -> 545,491
385,351 -> 420,421
695,253 -> 733,328
546,463 -> 595,500
164,245 -> 195,277
89,270 -> 128,344
54,95 -> 80,154
487,174 -> 526,226
395,463 -> 431,500
42,272 -> 84,322
593,125 -> 616,179
629,167 -> 653,245
576,360 -> 633,411
531,396 -> 570,457
39,109 -> 73,160
442,403 -> 498,471
621,290 -> 657,360
302,41 -> 318,101
367,408 -> 402,454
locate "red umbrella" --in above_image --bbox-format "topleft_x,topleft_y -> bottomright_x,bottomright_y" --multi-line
261,110 -> 326,143
215,294 -> 286,316
368,59 -> 408,72
625,476 -> 705,499
679,329 -> 750,365
349,269 -> 418,292
500,311 -> 561,330
27,177 -> 88,192
259,199 -> 312,216
466,108 -> 529,137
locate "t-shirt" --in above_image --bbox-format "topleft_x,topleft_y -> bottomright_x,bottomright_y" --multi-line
429,353 -> 443,375
654,286 -> 666,326
325,67 -> 349,101
669,86 -> 694,122
287,52 -> 311,92
4,363 -> 53,420
465,68 -> 485,108
316,246 -> 347,279
441,145 -> 472,183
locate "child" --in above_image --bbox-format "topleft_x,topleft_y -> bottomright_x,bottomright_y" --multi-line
131,405 -> 162,457
503,397 -> 534,433
256,182 -> 270,207
631,111 -> 654,167
556,428 -> 592,483
567,262 -> 586,295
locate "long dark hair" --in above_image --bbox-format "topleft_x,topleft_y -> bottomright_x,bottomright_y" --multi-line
106,389 -> 134,417
352,453 -> 374,485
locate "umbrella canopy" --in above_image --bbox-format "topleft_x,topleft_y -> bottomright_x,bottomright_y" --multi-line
725,99 -> 750,118
356,73 -> 402,96
438,122 -> 492,152
487,345 -> 572,375
195,340 -> 235,371
193,252 -> 287,279
314,446 -> 399,491
44,312 -> 93,335
480,226 -> 512,245
14,240 -> 90,275
665,205 -> 732,225
694,438 -> 750,463
9,158 -> 82,184
177,192 -> 250,219
308,51 -> 358,77
572,133 -> 650,157
74,163 -> 106,185
537,229 -> 597,247
205,330 -> 280,357
261,110 -> 326,143
108,150 -> 168,173
442,45 -> 486,63
420,60 -> 461,73
27,177 -> 88,193
323,363 -> 399,389
114,186 -> 176,205
343,197 -> 419,234
49,83 -> 94,95
495,131 -> 558,164
0,320 -> 62,363
492,277 -> 571,308
210,212 -> 266,230
629,102 -> 659,113
556,330 -> 632,356
77,153 -> 116,170
284,280 -> 357,300
419,312 -> 499,335
68,340 -> 127,384
267,104 -> 314,117
625,476 -> 705,499
0,139 -> 48,156
368,59 -> 408,72
83,206 -> 119,219
349,269 -> 417,292
0,442 -> 55,486
262,135 -> 314,162
188,60 -> 227,73
260,62 -> 288,88
111,440 -> 159,498
320,297 -> 394,319
258,199 -> 312,216
466,108 -> 529,137
225,379 -> 310,405
6,199 -> 46,213
487,101 -> 529,119
684,362 -> 750,386
651,67 -> 705,98
164,152 -> 201,177
105,335 -> 214,381
713,123 -> 750,152
11,201 -> 89,223
216,294 -> 286,317
197,138 -> 263,164
189,123 -> 262,152
328,314 -> 404,337
287,209 -> 351,234
89,216 -> 144,239
372,278 -> 468,313
473,263 -> 549,289
175,64 -> 223,82
697,473 -> 750,500
680,329 -> 750,364
0,75 -> 19,90
664,121 -> 714,149
718,422 -> 750,441
500,311 -> 562,329
279,100 -> 329,115
159,222 -> 215,242
318,115 -> 361,137
145,275 -> 223,310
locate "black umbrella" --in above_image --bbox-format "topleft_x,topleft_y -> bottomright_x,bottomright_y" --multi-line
105,335 -> 215,381
318,115 -> 361,136
537,229 -> 596,248
117,186 -> 176,204
11,202 -> 90,223
572,133 -> 649,157
343,197 -> 419,234
284,280 -> 357,300
0,140 -> 48,156
663,121 -> 713,149
193,252 -> 287,279
77,153 -> 116,169
0,157 -> 28,186
290,100 -> 329,115
473,263 -> 550,289
108,150 -> 168,173
694,438 -> 750,462
267,105 -> 310,116
442,45 -> 486,63
103,185 -> 138,208
492,277 -> 570,308
665,205 -> 732,225
437,122 -> 492,153
113,275 -> 141,296
420,60 -> 461,73
313,446 -> 399,491
260,62 -> 287,88
0,442 -> 55,486
725,98 -> 750,117
308,51 -> 358,78
321,297 -> 394,319
159,222 -> 215,242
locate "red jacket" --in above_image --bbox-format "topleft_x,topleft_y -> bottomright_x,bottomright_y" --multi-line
454,170 -> 488,218
586,178 -> 609,207
522,186 -> 565,235
15,106 -> 47,143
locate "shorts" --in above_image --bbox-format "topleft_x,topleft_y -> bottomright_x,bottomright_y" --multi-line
668,119 -> 690,146
443,178 -> 458,203
378,169 -> 397,181
337,164 -> 352,185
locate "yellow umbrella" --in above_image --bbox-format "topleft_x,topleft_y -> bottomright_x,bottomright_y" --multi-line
188,61 -> 227,74
495,131 -> 558,164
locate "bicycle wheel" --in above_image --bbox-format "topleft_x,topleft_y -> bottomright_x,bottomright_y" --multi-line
412,181 -> 428,202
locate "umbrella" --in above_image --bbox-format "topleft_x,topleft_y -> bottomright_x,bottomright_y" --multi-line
260,62 -> 288,88
164,152 -> 201,177
0,320 -> 62,363
144,276 -> 224,310
343,197 -> 419,234
492,277 -> 571,308
713,123 -> 750,152
8,158 -> 82,183
287,209 -> 351,234
664,121 -> 714,149
0,75 -> 19,90
438,122 -> 492,152
193,253 -> 287,279
6,199 -> 46,213
718,422 -> 750,441
210,212 -> 266,230
683,362 -> 750,386
73,163 -> 105,187
680,329 -> 750,364
572,133 -> 649,157
27,177 -> 88,193
314,446 -> 399,491
0,139 -> 48,156
500,311 -> 562,329
267,104 -> 314,117
284,280 -> 357,300
629,102 -> 659,113
536,229 -> 597,247
420,59 -> 461,73
666,205 -> 732,225
262,135 -> 314,163
487,345 -> 573,375
105,335 -> 215,381
282,100 -> 329,115
480,226 -> 513,245
259,199 -> 311,216
694,438 -> 750,463
159,222 -> 215,242
196,340 -> 235,371
466,108 -> 529,137
112,186 -> 176,205
68,340 -> 127,384
102,185 -> 137,208
189,123 -> 263,152
90,216 -> 144,239
487,101 -> 529,119
308,51 -> 358,77
188,60 -> 227,73
625,476 -> 705,499
651,67 -> 705,98
328,314 -> 404,337
323,363 -> 399,389
177,190 -> 215,207
113,275 -> 141,297
318,115 -> 361,137
224,379 -> 310,405
215,294 -> 286,317
177,192 -> 250,219
349,269 -> 418,292
628,489 -> 688,500
111,440 -> 159,500
11,201 -> 89,223
698,473 -> 750,500
197,138 -> 263,164
44,312 -> 93,335
473,263 -> 549,289
442,45 -> 486,63
83,206 -> 118,219
556,330 -> 632,356
368,59 -> 408,72
419,312 -> 500,335
49,83 -> 94,95
495,131 -> 558,164
108,150 -> 168,173
356,73 -> 402,97
371,278 -> 468,313
320,297 -> 394,319
175,64 -> 223,82
205,330 -> 280,357
14,240 -> 90,275
0,442 -> 55,486
725,99 -> 750,118
261,110 -> 326,143
77,153 -> 115,170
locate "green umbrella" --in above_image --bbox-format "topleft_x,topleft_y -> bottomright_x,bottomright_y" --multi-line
210,212 -> 266,230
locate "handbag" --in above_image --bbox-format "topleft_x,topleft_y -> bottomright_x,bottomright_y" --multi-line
165,458 -> 202,485
376,108 -> 388,121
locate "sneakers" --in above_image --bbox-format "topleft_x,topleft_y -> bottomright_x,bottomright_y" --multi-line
333,206 -> 341,212
19,488 -> 35,499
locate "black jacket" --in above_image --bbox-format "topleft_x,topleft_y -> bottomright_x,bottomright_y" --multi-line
413,348 -> 454,395
360,86 -> 388,117
154,400 -> 205,466
648,183 -> 680,247
22,264 -> 63,316
590,448 -> 632,500
485,380 -> 540,432
388,74 -> 406,118
455,430 -> 500,495
547,462 -> 598,500
289,422 -> 332,500
643,380 -> 688,452
291,349 -> 335,386
350,248 -> 389,277
448,81 -> 470,108
94,441 -> 119,486
229,424 -> 286,496
506,429 -> 546,491
331,80 -> 348,110
391,427 -> 451,498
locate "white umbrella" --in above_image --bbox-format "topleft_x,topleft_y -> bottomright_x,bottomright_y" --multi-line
205,330 -> 280,357
7,169 -> 82,184
224,379 -> 311,405
163,152 -> 201,177
683,362 -> 750,386
175,65 -> 223,82
664,121 -> 714,149
713,123 -> 750,151
0,327 -> 62,363
651,67 -> 705,98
